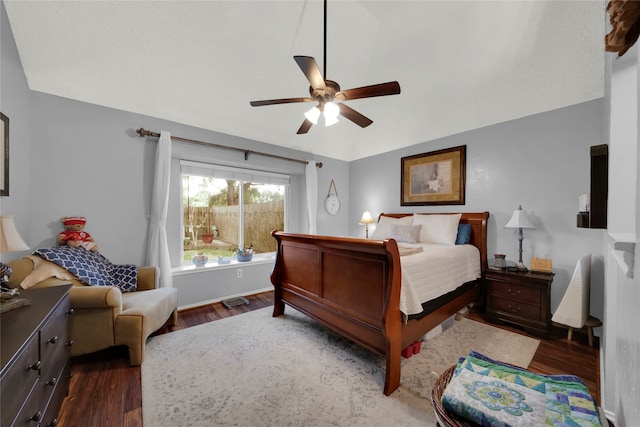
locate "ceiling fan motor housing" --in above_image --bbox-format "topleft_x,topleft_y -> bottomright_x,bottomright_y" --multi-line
309,80 -> 343,104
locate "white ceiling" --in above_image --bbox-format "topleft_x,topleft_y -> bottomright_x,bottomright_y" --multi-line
4,1 -> 605,162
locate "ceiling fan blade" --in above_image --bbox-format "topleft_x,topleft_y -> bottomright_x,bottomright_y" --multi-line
338,103 -> 373,128
250,97 -> 313,107
296,119 -> 314,134
338,81 -> 401,101
294,56 -> 325,90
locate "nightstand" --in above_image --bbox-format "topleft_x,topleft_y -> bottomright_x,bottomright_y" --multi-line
484,268 -> 554,336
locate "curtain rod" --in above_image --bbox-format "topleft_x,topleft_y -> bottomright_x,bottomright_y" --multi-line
136,128 -> 322,168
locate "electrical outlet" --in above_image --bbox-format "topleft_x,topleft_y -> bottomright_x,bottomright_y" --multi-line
237,269 -> 242,279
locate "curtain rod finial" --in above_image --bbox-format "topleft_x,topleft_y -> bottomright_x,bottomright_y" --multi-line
136,128 -> 156,137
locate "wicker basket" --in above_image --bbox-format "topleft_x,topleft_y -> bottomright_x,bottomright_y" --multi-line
431,365 -> 480,427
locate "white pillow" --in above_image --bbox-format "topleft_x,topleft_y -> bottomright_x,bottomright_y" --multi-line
370,215 -> 413,239
412,213 -> 462,245
387,224 -> 422,244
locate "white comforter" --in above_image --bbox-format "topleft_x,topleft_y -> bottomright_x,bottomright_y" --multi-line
398,243 -> 481,318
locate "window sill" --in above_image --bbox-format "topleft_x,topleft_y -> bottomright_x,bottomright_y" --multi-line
172,253 -> 276,276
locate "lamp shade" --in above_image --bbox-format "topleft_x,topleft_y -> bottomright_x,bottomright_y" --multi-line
359,210 -> 375,225
504,206 -> 535,229
0,215 -> 30,252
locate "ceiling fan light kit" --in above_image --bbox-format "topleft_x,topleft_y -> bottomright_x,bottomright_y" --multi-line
249,0 -> 400,134
304,106 -> 321,124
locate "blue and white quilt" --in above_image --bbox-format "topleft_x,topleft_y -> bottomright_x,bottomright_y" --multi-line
441,351 -> 603,427
34,246 -> 137,292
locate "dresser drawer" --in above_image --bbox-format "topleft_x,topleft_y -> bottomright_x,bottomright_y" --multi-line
490,296 -> 543,322
41,359 -> 71,427
490,281 -> 541,304
1,333 -> 40,427
10,379 -> 43,427
40,295 -> 71,383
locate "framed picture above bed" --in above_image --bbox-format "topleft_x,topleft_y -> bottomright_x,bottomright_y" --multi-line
401,145 -> 466,206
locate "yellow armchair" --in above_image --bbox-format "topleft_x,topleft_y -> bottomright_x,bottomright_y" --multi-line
6,257 -> 177,366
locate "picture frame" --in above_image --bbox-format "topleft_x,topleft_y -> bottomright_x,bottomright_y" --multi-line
0,113 -> 8,197
401,145 -> 466,206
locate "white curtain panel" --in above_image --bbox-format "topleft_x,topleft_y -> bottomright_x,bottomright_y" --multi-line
305,161 -> 318,234
146,130 -> 173,288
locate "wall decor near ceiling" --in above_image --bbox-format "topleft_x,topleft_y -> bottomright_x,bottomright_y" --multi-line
605,0 -> 640,57
0,113 -> 8,197
401,145 -> 466,206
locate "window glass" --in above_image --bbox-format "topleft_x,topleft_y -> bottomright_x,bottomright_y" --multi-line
181,162 -> 288,263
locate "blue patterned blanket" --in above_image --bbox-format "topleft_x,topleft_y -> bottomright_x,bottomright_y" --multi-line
442,351 -> 603,427
34,247 -> 137,292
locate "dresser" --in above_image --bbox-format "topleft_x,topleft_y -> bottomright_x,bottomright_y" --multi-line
1,285 -> 73,427
484,269 -> 554,336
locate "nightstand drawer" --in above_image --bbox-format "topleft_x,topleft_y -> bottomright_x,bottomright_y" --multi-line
490,281 -> 540,304
491,296 -> 543,321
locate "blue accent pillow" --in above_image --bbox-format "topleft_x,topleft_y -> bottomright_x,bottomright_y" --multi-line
455,223 -> 472,245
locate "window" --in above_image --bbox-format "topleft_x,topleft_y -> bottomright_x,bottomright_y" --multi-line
180,161 -> 289,263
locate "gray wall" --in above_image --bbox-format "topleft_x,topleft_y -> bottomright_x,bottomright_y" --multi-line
0,1 -> 32,248
349,99 -> 606,324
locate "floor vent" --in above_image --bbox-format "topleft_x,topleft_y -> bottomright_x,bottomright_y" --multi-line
222,296 -> 250,309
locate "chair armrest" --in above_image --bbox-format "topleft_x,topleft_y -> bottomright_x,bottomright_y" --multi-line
69,285 -> 123,310
136,266 -> 159,291
6,258 -> 35,288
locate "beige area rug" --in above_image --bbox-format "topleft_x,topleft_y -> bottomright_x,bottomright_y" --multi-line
142,307 -> 539,427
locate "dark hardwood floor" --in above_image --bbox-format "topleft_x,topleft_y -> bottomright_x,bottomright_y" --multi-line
57,291 -> 603,427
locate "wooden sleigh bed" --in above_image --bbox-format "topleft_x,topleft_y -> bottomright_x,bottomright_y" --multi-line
270,211 -> 490,395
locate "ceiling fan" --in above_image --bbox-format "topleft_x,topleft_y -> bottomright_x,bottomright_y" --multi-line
249,0 -> 401,134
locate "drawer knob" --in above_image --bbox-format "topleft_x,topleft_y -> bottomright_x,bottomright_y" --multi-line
66,339 -> 74,347
66,308 -> 74,315
47,377 -> 58,386
48,335 -> 59,344
507,304 -> 521,313
47,419 -> 59,427
507,288 -> 521,296
29,411 -> 42,422
28,360 -> 41,371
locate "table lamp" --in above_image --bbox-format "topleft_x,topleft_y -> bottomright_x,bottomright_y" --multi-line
0,215 -> 30,286
359,210 -> 375,238
504,206 -> 535,271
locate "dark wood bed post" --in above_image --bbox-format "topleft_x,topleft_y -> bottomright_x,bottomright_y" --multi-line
380,238 -> 403,395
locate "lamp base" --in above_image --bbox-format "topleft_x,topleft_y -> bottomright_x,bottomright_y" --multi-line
516,261 -> 529,272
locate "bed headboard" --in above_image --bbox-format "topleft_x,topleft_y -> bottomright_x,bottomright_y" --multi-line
379,212 -> 490,274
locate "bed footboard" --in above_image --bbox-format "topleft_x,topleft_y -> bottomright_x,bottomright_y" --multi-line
270,232 -> 404,395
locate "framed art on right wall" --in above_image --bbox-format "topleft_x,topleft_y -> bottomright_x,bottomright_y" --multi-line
401,145 -> 466,206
